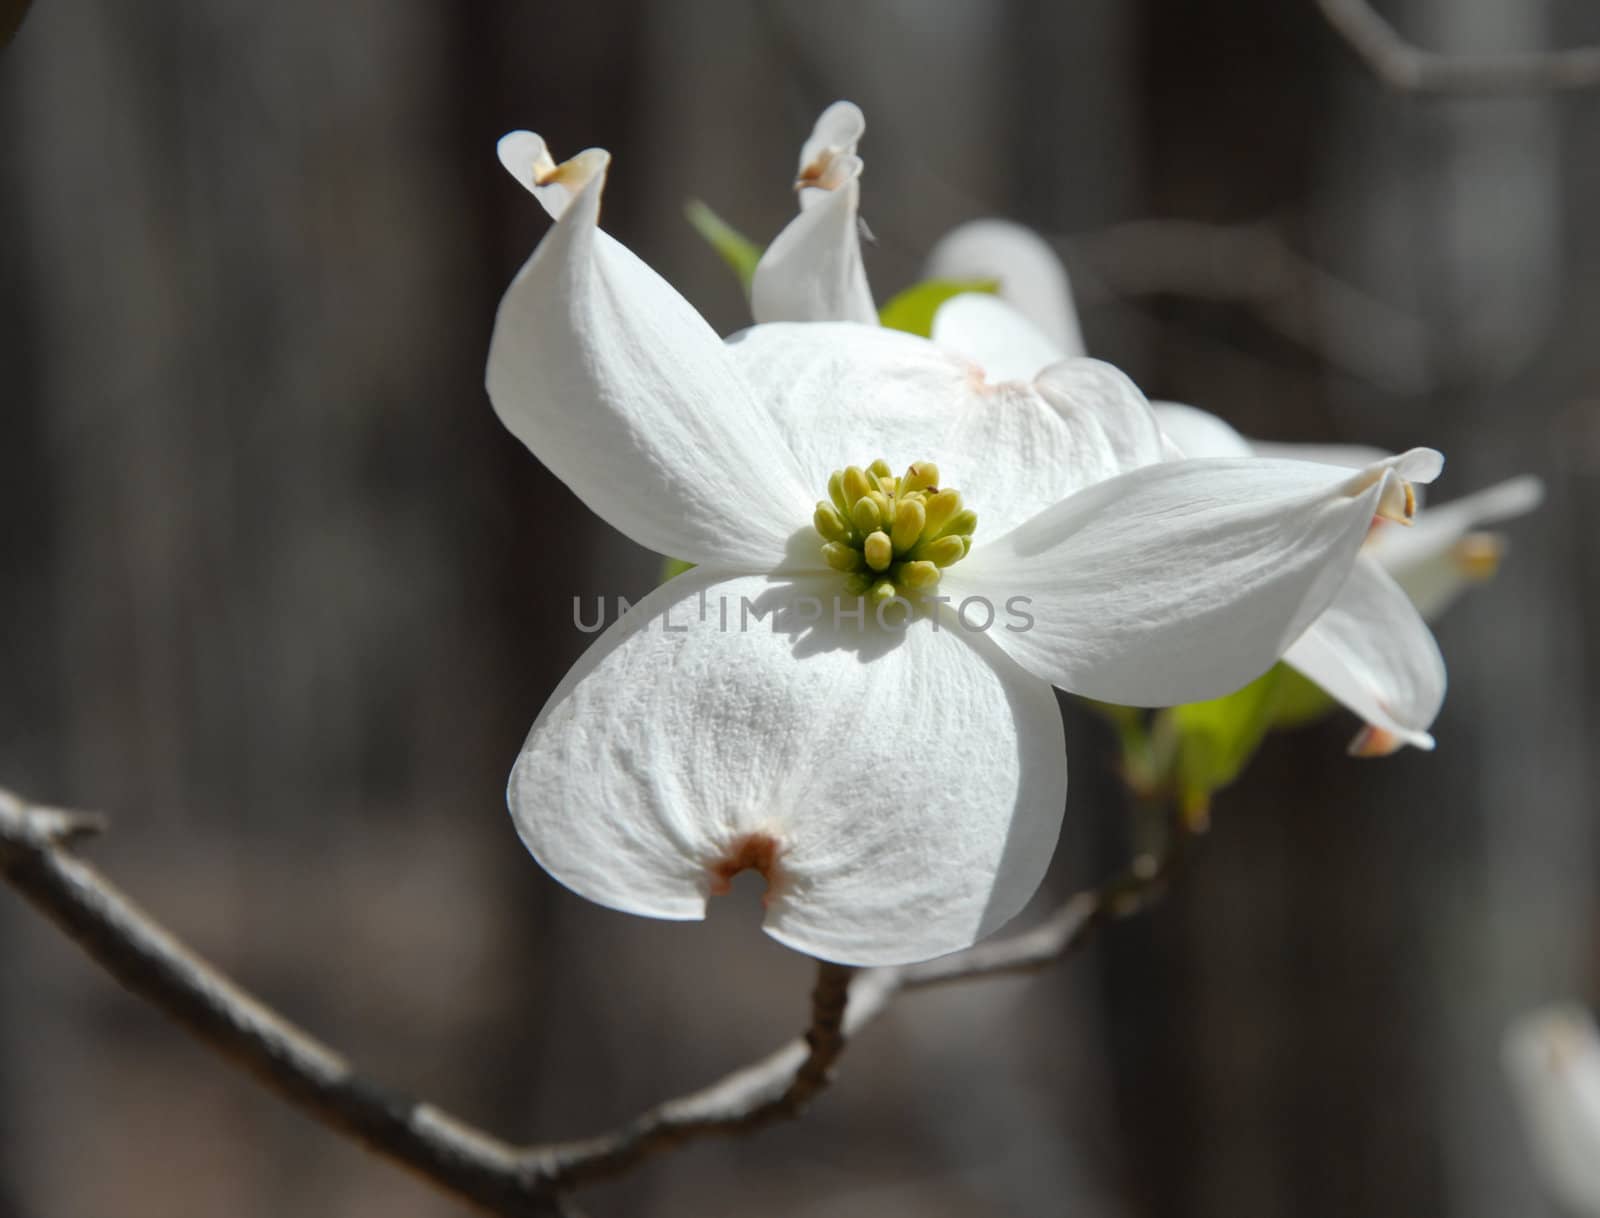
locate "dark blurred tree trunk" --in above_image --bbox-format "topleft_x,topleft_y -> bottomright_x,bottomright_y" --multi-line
1100,2 -> 1593,1217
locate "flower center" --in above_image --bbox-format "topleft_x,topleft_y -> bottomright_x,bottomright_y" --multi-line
811,460 -> 977,604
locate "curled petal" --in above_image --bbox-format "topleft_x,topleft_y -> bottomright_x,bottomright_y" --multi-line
510,571 -> 1068,967
1505,1004 -> 1600,1215
1367,474 -> 1544,619
930,293 -> 1070,384
751,101 -> 875,324
497,131 -> 608,221
946,451 -> 1443,706
487,137 -> 811,569
1251,438 -> 1395,472
924,219 -> 1086,358
728,323 -> 1167,538
797,100 -> 865,189
751,177 -> 876,324
1283,557 -> 1445,753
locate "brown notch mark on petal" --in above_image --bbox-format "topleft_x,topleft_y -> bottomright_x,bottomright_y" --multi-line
709,832 -> 784,906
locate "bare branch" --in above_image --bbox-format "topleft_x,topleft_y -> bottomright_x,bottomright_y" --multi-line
0,789 -> 559,1217
1063,218 -> 1433,396
1318,0 -> 1600,93
534,962 -> 881,1188
0,786 -> 1183,1212
898,846 -> 1181,990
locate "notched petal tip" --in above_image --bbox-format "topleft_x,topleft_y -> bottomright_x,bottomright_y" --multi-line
1395,446 -> 1445,484
796,101 -> 866,193
796,152 -> 863,193
708,832 -> 785,905
1347,722 -> 1435,757
496,130 -> 611,219
1344,450 -> 1442,525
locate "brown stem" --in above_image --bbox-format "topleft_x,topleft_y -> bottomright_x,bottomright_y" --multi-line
1318,0 -> 1600,94
0,787 -> 1184,1212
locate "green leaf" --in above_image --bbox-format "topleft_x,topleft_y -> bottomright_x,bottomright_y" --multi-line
877,278 -> 998,338
1268,664 -> 1336,729
684,199 -> 763,291
1169,665 -> 1286,827
660,557 -> 696,583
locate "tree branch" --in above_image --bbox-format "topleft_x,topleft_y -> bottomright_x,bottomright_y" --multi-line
1317,0 -> 1600,93
0,790 -> 562,1217
0,786 -> 1183,1212
1063,218 -> 1433,396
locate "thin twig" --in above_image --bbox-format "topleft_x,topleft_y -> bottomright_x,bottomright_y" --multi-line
534,961 -> 869,1187
1318,0 -> 1600,93
0,790 -> 559,1217
1063,218 -> 1433,396
0,786 -> 1183,1212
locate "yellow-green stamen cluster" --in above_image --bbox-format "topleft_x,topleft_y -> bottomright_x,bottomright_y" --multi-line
812,460 -> 977,604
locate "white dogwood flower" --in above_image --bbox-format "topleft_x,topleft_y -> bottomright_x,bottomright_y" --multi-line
757,102 -> 1540,762
486,131 -> 1440,965
919,223 -> 1540,756
1506,1004 -> 1600,1216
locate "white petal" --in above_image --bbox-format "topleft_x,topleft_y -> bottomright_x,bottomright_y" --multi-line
1151,401 -> 1255,459
1505,1004 -> 1600,1217
497,131 -> 608,221
799,100 -> 865,179
1282,557 -> 1445,752
924,219 -> 1086,358
487,142 -> 812,568
945,451 -> 1443,706
1366,474 -> 1544,619
751,177 -> 876,324
727,323 -> 1168,537
930,293 -> 1069,384
510,570 -> 1068,967
1250,438 -> 1393,471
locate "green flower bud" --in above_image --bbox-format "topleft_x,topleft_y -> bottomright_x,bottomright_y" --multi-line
899,559 -> 941,590
863,530 -> 894,572
842,465 -> 872,505
851,496 -> 883,534
916,535 -> 967,567
922,488 -> 963,537
940,508 -> 978,539
891,499 -> 926,552
827,470 -> 851,517
823,541 -> 865,572
903,461 -> 939,494
812,459 -> 975,600
814,502 -> 851,544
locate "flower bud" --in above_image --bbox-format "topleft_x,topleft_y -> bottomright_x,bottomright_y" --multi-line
923,489 -> 963,537
851,496 -> 883,534
891,499 -> 926,552
823,542 -> 864,572
864,531 -> 894,572
814,502 -> 851,544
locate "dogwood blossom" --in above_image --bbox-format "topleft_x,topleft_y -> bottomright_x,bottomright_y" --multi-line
486,130 -> 1440,965
752,104 -> 1464,755
1506,1004 -> 1600,1216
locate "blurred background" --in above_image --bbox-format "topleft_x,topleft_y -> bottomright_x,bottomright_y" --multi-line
2,1 -> 1596,1215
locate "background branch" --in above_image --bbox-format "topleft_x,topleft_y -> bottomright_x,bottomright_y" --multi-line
0,786 -> 1184,1213
1062,218 -> 1434,396
1317,0 -> 1600,93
